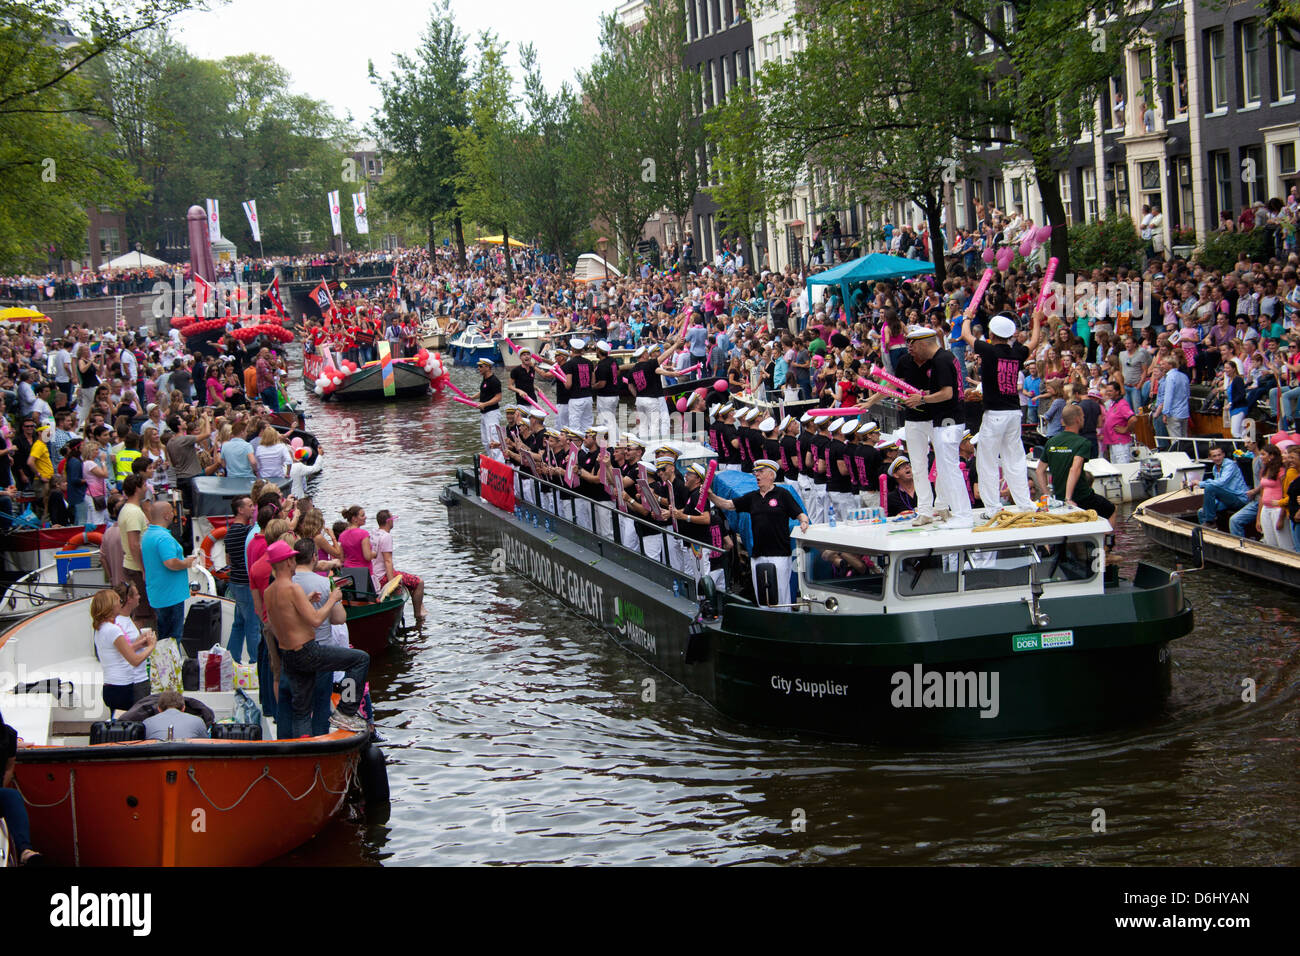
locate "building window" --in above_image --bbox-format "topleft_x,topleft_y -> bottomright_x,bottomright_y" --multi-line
1213,150 -> 1233,222
1058,171 -> 1074,224
1138,160 -> 1161,213
991,177 -> 1005,210
1208,28 -> 1227,111
1278,31 -> 1296,100
1136,47 -> 1156,131
1105,163 -> 1128,217
1241,20 -> 1261,106
1278,142 -> 1297,177
953,182 -> 967,230
98,227 -> 119,257
1010,175 -> 1024,210
1242,145 -> 1263,205
1177,158 -> 1193,230
1166,38 -> 1188,117
1082,168 -> 1098,223
1109,75 -> 1125,129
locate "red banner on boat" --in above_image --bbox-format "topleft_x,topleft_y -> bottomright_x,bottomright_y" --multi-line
479,454 -> 516,513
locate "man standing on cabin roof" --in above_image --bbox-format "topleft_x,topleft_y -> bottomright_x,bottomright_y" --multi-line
897,324 -> 972,526
476,357 -> 503,462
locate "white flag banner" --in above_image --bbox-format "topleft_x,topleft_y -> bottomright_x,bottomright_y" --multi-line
328,190 -> 342,236
352,191 -> 370,235
242,200 -> 261,243
205,199 -> 221,241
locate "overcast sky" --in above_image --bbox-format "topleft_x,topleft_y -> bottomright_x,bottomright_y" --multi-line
174,0 -> 613,134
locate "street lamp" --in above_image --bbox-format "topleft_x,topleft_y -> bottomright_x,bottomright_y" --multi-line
596,236 -> 610,282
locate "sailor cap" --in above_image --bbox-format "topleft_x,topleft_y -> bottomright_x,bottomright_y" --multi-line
570,337 -> 586,349
905,325 -> 938,340
476,357 -> 494,366
654,445 -> 681,459
646,343 -> 661,352
623,433 -> 646,448
518,346 -> 533,356
714,402 -> 734,418
745,407 -> 762,421
758,417 -> 777,433
632,346 -> 647,358
561,427 -> 583,438
595,340 -> 612,352
586,424 -> 608,434
799,412 -> 814,424
527,408 -> 546,420
860,420 -> 880,433
988,314 -> 1018,339
546,428 -> 563,438
687,463 -> 707,481
888,456 -> 910,476
828,418 -> 844,434
778,415 -> 793,431
654,455 -> 676,468
753,459 -> 780,473
841,420 -> 859,436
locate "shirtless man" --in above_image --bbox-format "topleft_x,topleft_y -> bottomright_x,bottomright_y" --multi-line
263,540 -> 370,734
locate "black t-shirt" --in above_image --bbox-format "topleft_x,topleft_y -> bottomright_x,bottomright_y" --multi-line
478,374 -> 502,414
830,332 -> 851,349
850,443 -> 881,490
628,359 -> 662,399
894,354 -> 932,423
734,485 -> 804,557
763,436 -> 782,476
829,438 -> 854,492
1079,398 -> 1102,438
809,433 -> 832,484
594,357 -> 620,397
915,348 -> 965,426
887,484 -> 918,516
717,422 -> 740,465
974,340 -> 1029,412
563,356 -> 594,399
780,434 -> 801,478
578,446 -> 607,500
509,364 -> 537,401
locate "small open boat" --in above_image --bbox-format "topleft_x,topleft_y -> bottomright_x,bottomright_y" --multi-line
448,328 -> 501,367
1134,487 -> 1300,589
0,593 -> 384,866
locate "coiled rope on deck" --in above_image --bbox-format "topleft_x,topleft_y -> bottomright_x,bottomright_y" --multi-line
973,510 -> 1099,532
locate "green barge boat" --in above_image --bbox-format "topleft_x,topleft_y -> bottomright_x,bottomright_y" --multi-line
441,462 -> 1194,742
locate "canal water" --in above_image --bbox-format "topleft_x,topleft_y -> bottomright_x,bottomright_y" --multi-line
278,356 -> 1298,866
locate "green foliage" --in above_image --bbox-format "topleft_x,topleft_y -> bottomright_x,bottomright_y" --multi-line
1066,216 -> 1144,271
1197,228 -> 1275,273
0,0 -> 201,271
705,78 -> 770,252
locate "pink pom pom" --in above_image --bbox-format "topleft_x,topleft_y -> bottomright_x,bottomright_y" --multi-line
289,437 -> 304,450
713,379 -> 727,392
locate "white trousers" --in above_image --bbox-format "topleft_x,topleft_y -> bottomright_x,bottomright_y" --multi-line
976,409 -> 1032,511
641,533 -> 664,562
806,483 -> 828,524
618,512 -> 638,549
596,396 -> 619,437
574,498 -> 594,532
931,422 -> 972,521
569,396 -> 594,434
858,489 -> 881,509
480,409 -> 502,462
556,402 -> 569,431
722,463 -> 742,472
904,420 -> 935,512
750,555 -> 792,607
594,501 -> 614,540
635,397 -> 659,439
830,491 -> 857,522
1260,506 -> 1294,552
797,475 -> 816,514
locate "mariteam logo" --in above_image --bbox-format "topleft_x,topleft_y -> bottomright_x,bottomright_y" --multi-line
890,664 -> 1000,718
49,886 -> 151,936
613,597 -> 656,654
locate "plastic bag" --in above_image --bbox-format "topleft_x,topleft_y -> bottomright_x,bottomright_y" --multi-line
148,637 -> 184,694
197,643 -> 235,691
232,661 -> 258,691
232,688 -> 262,726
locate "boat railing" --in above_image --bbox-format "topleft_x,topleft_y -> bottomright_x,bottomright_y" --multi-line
472,459 -> 733,601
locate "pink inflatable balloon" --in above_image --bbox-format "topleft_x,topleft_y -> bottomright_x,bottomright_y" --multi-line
290,437 -> 304,451
694,388 -> 707,397
981,248 -> 996,264
1019,236 -> 1035,258
713,379 -> 728,392
1036,224 -> 1052,244
675,397 -> 689,412
996,247 -> 1014,271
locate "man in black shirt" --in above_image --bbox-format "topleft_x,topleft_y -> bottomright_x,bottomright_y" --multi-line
962,310 -> 1042,513
593,341 -> 621,438
828,418 -> 856,519
627,346 -> 664,440
898,325 -> 972,524
476,357 -> 503,461
670,462 -> 730,587
1079,390 -> 1103,460
806,415 -> 832,524
851,421 -> 884,508
575,426 -> 610,536
709,459 -> 809,606
759,417 -> 781,476
508,349 -> 538,405
563,337 -> 595,434
714,404 -> 741,471
551,345 -> 572,431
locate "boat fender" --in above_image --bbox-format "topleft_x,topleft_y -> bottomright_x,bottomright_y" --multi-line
359,742 -> 390,807
697,574 -> 719,619
199,526 -> 230,581
754,562 -> 778,607
58,530 -> 103,549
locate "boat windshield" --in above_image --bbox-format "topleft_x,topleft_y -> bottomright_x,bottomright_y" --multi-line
896,539 -> 1098,598
804,547 -> 887,599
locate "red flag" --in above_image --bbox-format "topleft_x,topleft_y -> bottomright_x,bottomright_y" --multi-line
267,275 -> 286,316
309,279 -> 333,314
389,262 -> 399,300
192,274 -> 213,315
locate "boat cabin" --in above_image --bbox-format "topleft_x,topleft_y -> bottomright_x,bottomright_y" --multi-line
794,512 -> 1110,614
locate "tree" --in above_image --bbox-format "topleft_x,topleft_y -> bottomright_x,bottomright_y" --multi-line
1265,1 -> 1300,49
453,32 -> 523,279
512,44 -> 588,261
576,14 -> 661,272
0,0 -> 199,270
704,78 -> 771,267
369,0 -> 471,262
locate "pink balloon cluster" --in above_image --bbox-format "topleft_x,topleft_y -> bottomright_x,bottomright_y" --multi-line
991,224 -> 1053,272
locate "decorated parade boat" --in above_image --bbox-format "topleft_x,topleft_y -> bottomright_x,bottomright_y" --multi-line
442,457 -> 1194,742
0,593 -> 385,866
304,342 -> 440,401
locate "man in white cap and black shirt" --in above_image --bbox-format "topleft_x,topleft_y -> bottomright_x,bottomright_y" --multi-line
794,412 -> 816,509
715,404 -> 741,470
778,415 -> 800,487
508,347 -> 538,406
627,346 -> 663,440
476,357 -> 503,462
897,324 -> 972,524
709,458 -> 809,607
828,417 -> 857,520
616,434 -> 646,547
852,421 -> 884,508
563,338 -> 595,434
575,425 -> 611,536
592,341 -> 621,438
551,345 -> 572,430
962,308 -> 1043,513
759,417 -> 781,474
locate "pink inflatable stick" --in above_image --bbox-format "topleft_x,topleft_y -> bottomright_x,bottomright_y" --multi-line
966,267 -> 996,316
870,364 -> 922,396
449,394 -> 478,409
879,474 -> 889,515
1034,257 -> 1060,314
807,406 -> 868,417
860,380 -> 909,401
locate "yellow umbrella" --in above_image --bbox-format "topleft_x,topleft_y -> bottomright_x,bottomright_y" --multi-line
0,306 -> 50,322
475,235 -> 528,248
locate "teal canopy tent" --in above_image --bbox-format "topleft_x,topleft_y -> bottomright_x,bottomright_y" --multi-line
804,253 -> 934,328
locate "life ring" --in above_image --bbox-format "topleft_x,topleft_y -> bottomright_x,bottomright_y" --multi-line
57,530 -> 103,550
199,526 -> 230,581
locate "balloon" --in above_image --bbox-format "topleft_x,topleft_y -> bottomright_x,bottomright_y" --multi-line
675,397 -> 688,412
996,247 -> 1014,271
314,385 -> 324,396
714,379 -> 728,392
981,248 -> 996,264
1019,236 -> 1035,258
293,447 -> 310,460
1036,224 -> 1052,244
289,437 -> 304,451
417,348 -> 430,364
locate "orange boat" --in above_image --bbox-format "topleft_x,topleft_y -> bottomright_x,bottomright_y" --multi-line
1,594 -> 382,867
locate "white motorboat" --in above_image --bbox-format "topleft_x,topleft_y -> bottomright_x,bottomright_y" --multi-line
501,316 -> 555,369
1025,447 -> 1204,503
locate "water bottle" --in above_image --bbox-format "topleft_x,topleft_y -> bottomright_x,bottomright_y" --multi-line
828,503 -> 837,528
672,579 -> 681,597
